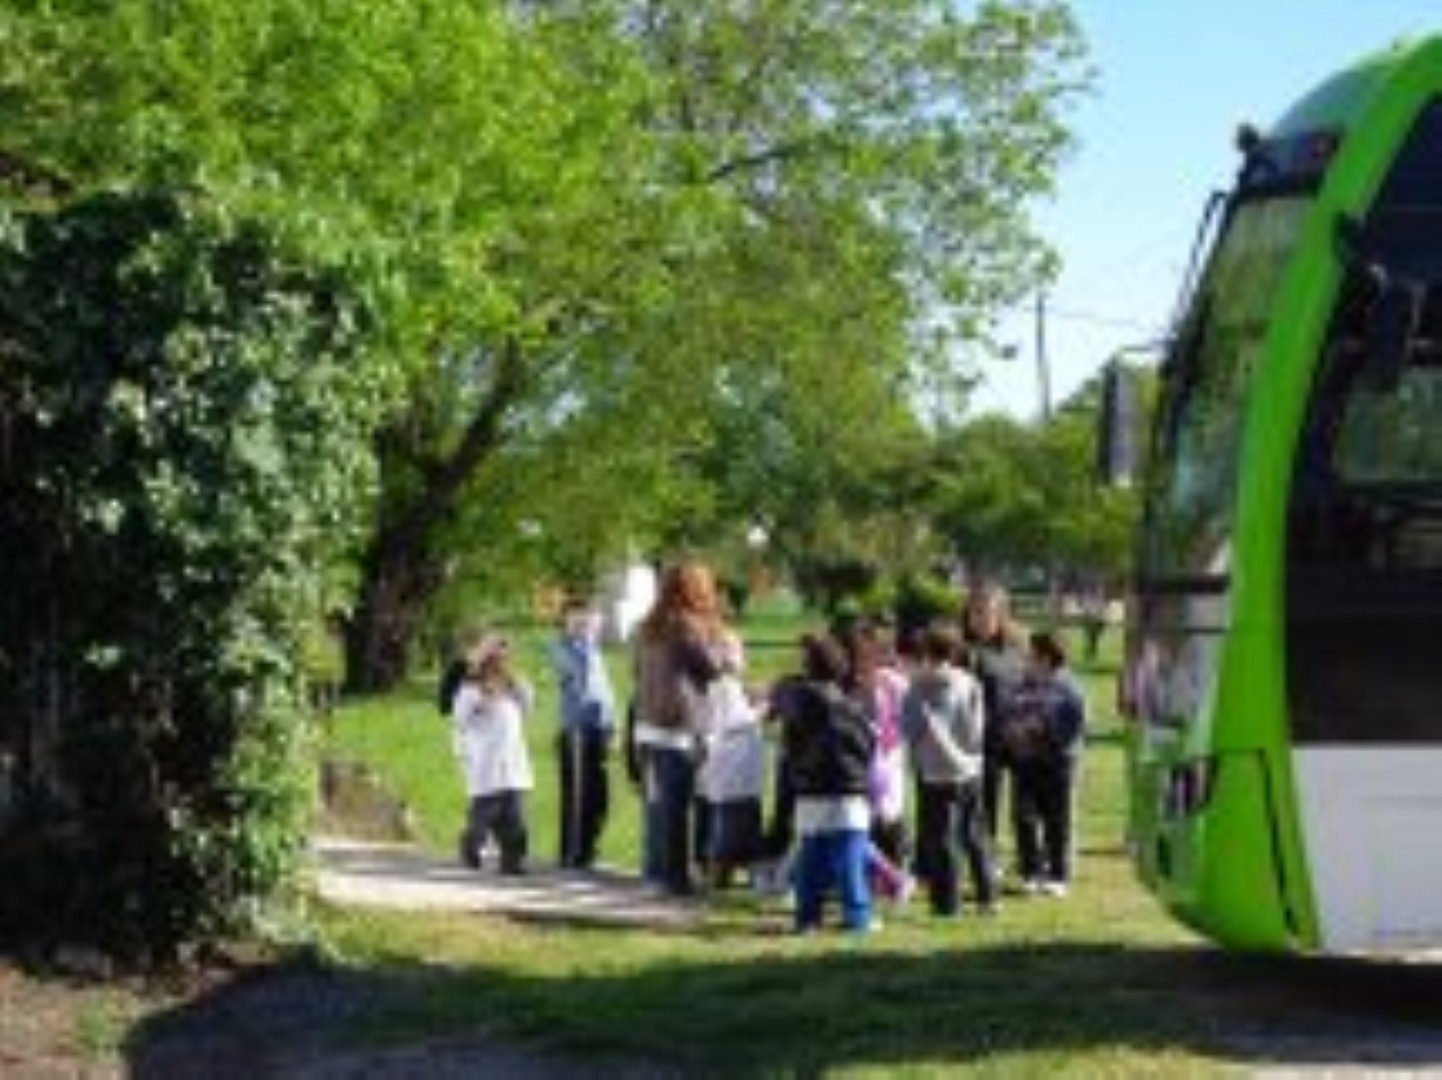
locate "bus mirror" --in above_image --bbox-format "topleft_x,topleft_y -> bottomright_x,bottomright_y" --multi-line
1098,362 -> 1138,487
1365,279 -> 1424,393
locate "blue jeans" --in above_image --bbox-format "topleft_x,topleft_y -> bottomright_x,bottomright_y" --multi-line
642,745 -> 696,894
795,828 -> 872,931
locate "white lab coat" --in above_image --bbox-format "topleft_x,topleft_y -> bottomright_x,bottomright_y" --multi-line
452,679 -> 534,797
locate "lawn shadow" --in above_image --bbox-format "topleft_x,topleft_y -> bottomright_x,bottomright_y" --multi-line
125,937 -> 1442,1077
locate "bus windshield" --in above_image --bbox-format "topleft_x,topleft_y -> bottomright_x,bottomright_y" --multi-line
1143,197 -> 1311,580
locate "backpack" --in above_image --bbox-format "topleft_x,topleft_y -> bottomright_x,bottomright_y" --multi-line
437,658 -> 467,717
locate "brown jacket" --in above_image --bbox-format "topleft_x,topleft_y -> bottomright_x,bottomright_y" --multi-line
634,617 -> 725,732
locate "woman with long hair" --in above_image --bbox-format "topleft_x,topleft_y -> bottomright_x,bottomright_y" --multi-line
631,560 -> 733,895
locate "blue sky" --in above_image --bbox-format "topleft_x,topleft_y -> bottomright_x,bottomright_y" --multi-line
973,1 -> 1440,418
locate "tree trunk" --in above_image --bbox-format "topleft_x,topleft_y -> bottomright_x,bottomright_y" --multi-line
343,534 -> 446,693
343,339 -> 528,693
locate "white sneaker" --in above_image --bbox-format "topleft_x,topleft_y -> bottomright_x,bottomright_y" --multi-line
1022,878 -> 1046,895
1041,880 -> 1069,898
894,874 -> 917,906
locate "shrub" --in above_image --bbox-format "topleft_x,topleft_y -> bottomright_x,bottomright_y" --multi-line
0,190 -> 378,963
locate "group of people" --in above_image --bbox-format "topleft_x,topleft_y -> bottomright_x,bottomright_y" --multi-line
442,560 -> 1088,936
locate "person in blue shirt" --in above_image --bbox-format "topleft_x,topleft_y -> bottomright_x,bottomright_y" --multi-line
549,600 -> 617,869
1007,630 -> 1088,897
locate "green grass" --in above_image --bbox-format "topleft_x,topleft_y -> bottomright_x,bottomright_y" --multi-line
311,613 -> 1274,1074
303,612 -> 1442,1074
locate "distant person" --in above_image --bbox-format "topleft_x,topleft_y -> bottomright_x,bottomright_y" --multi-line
1008,630 -> 1088,896
452,633 -> 534,875
902,624 -> 997,917
963,583 -> 1028,866
695,631 -> 766,888
632,561 -> 733,896
550,600 -> 616,870
842,619 -> 915,905
782,634 -> 877,934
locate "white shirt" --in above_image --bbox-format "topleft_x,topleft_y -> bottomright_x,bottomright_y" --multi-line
795,795 -> 871,835
698,675 -> 766,802
452,680 -> 534,796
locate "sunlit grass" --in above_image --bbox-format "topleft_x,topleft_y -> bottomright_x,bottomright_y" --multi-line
313,610 -> 1261,1075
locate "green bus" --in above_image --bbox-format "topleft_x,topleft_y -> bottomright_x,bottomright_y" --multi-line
1113,36 -> 1442,953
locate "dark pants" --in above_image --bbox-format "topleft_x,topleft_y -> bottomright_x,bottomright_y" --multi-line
980,743 -> 1012,845
1014,758 -> 1077,884
795,828 -> 872,931
461,790 -> 527,873
917,779 -> 995,915
871,815 -> 909,871
763,755 -> 796,860
558,726 -> 610,868
642,745 -> 696,894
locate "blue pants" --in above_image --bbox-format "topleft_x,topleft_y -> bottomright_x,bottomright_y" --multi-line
642,745 -> 696,894
795,828 -> 872,932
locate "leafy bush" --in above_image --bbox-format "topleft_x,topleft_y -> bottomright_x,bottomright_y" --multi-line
0,190 -> 378,963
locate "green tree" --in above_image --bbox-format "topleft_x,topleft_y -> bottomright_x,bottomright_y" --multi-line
0,0 -> 1090,691
571,0 -> 1091,626
925,367 -> 1147,595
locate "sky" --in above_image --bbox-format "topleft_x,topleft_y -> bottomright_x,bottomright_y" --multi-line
972,0 -> 1441,419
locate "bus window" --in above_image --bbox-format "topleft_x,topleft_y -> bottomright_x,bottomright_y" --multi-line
1335,364 -> 1442,489
1286,98 -> 1442,744
1145,198 -> 1309,580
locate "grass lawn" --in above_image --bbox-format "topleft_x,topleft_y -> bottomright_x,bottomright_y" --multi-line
310,610 -> 1262,1075
15,607 -> 1442,1075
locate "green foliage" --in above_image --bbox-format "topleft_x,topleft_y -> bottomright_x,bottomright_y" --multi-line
0,0 -> 1096,693
926,371 -> 1147,587
0,190 -> 377,962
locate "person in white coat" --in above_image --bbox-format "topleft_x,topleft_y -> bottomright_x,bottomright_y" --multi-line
453,633 -> 534,875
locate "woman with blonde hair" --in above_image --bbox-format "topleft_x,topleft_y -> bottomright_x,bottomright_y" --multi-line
632,560 -> 734,895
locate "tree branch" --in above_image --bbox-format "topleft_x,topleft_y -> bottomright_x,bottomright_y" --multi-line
705,137 -> 821,184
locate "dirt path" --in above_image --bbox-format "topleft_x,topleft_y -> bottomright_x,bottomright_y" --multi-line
311,836 -> 702,929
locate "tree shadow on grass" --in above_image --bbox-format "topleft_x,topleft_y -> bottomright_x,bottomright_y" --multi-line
125,938 -> 1442,1077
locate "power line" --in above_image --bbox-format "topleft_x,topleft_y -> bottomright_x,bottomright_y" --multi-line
1044,304 -> 1166,334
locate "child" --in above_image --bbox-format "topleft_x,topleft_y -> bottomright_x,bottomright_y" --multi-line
1009,630 -> 1087,897
453,633 -> 534,875
842,620 -> 914,905
781,634 -> 878,933
696,654 -> 766,889
549,600 -> 616,869
901,624 -> 997,917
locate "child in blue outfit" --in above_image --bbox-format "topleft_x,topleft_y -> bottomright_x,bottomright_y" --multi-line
549,600 -> 616,869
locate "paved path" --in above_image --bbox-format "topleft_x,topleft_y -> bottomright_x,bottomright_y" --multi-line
311,837 -> 702,929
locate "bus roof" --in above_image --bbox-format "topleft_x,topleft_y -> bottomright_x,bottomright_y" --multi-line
1272,36 -> 1442,138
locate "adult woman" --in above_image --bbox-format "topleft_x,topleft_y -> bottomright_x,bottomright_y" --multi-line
963,583 -> 1028,856
632,561 -> 732,895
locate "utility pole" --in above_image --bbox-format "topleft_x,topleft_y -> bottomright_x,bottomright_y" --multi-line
1035,291 -> 1052,421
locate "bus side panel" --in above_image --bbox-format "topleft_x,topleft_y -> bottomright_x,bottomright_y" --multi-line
1146,751 -> 1297,951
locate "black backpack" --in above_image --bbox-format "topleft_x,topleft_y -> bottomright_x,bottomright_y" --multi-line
437,657 -> 467,717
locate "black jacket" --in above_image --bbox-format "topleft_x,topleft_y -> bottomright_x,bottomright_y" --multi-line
780,679 -> 875,799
